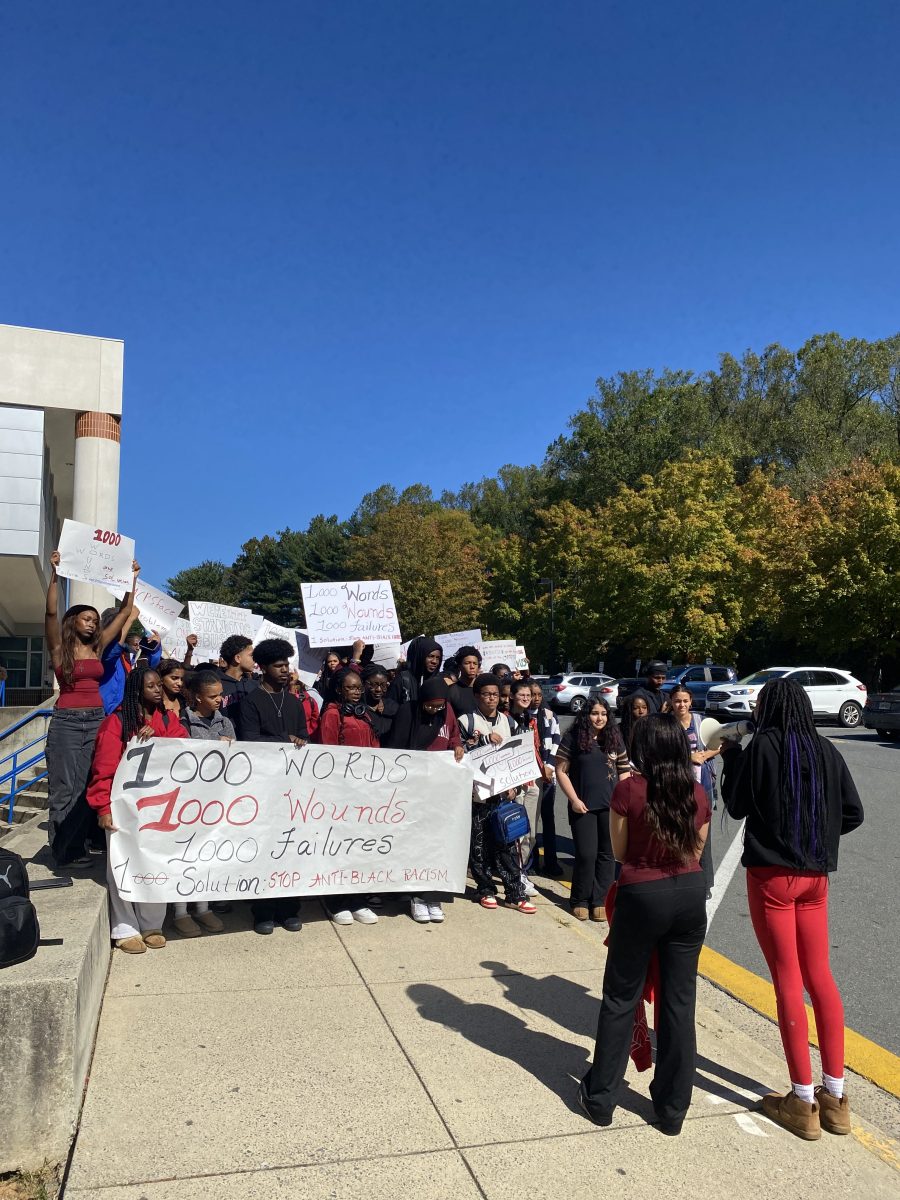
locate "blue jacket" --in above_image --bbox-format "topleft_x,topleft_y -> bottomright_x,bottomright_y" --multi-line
99,638 -> 163,714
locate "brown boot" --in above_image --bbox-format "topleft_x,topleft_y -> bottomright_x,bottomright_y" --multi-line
194,910 -> 225,932
815,1086 -> 851,1135
589,907 -> 607,922
142,930 -> 167,949
571,905 -> 589,921
760,1091 -> 821,1140
116,935 -> 147,954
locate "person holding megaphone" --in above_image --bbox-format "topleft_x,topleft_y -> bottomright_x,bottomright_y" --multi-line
719,677 -> 864,1142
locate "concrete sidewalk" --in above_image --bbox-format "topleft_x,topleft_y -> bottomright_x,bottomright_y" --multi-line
64,881 -> 899,1199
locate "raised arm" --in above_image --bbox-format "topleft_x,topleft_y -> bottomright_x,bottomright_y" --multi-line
45,550 -> 63,668
98,561 -> 141,650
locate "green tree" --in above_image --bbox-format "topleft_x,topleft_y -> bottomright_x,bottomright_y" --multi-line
346,504 -> 486,637
230,516 -> 350,624
167,560 -> 235,606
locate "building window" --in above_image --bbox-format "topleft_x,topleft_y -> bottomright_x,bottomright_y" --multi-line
0,635 -> 46,689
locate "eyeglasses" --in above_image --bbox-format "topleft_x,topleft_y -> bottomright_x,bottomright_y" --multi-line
422,702 -> 446,713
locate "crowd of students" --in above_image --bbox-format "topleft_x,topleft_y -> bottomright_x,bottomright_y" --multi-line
42,558 -> 865,1143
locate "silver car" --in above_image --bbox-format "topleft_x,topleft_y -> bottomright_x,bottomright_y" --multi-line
545,673 -> 615,714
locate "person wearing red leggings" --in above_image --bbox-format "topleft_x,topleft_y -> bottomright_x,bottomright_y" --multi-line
721,678 -> 864,1141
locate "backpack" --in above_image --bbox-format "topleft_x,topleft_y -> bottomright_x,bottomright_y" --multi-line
0,847 -> 40,969
489,799 -> 531,846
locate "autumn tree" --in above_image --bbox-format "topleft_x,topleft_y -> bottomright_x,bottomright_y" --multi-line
167,560 -> 235,606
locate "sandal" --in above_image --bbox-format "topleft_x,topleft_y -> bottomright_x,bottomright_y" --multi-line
478,895 -> 498,909
506,899 -> 537,915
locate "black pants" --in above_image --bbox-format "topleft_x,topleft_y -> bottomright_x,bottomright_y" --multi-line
251,897 -> 300,923
538,780 -> 559,866
469,800 -> 526,903
569,807 -> 615,908
583,874 -> 707,1126
46,707 -> 105,866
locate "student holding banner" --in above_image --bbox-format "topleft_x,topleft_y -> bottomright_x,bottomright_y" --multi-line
44,550 -> 140,867
86,665 -> 188,952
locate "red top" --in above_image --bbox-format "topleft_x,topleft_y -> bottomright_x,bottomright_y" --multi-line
55,659 -> 104,709
611,774 -> 710,886
301,692 -> 320,739
315,705 -> 379,748
86,708 -> 187,817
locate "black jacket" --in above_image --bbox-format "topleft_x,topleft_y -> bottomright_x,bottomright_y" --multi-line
720,729 -> 863,872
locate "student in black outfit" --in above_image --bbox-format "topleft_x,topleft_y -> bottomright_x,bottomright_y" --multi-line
363,663 -> 399,743
218,635 -> 259,730
641,661 -> 669,713
448,645 -> 482,718
240,638 -> 308,935
555,699 -> 630,921
579,713 -> 710,1135
388,636 -> 443,704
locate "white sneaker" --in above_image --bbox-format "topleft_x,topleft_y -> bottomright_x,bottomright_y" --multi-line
411,897 -> 430,923
352,907 -> 379,924
427,902 -> 444,922
330,909 -> 353,925
521,876 -> 538,897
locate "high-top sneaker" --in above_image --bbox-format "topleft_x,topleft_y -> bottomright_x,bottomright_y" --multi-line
815,1086 -> 851,1135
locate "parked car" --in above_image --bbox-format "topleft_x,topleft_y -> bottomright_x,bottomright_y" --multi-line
544,673 -> 615,713
862,686 -> 900,738
589,679 -> 621,710
660,664 -> 738,712
705,667 -> 867,728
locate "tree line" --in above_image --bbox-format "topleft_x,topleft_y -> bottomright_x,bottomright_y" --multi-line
168,332 -> 900,684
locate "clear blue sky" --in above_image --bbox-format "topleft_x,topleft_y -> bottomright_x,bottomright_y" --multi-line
2,2 -> 898,587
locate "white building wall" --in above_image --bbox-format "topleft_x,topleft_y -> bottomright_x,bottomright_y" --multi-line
0,405 -> 44,556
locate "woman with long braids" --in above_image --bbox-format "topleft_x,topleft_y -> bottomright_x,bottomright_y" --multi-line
555,698 -> 630,921
86,666 -> 187,953
44,549 -> 139,866
578,713 -> 710,1134
720,677 -> 863,1140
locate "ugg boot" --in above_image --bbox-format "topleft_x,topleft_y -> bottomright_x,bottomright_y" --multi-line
815,1086 -> 851,1135
760,1091 -> 821,1140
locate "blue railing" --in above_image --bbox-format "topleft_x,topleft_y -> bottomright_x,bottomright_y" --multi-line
0,708 -> 54,824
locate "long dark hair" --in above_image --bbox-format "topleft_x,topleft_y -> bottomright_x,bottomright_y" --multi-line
620,688 -> 653,753
631,713 -> 701,860
752,678 -> 826,867
59,605 -> 101,686
118,665 -> 168,744
574,698 -> 624,755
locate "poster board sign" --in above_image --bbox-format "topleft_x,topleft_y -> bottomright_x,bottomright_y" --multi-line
477,640 -> 519,672
133,581 -> 184,637
370,643 -> 403,669
108,738 -> 473,902
188,601 -> 263,663
253,619 -> 301,672
163,617 -> 194,659
300,580 -> 401,648
435,629 -> 483,661
56,518 -> 135,596
466,735 -> 540,801
295,629 -> 324,686
515,645 -> 529,670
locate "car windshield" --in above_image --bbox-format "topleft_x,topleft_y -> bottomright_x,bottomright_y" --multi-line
738,669 -> 790,685
545,675 -> 564,686
666,666 -> 687,678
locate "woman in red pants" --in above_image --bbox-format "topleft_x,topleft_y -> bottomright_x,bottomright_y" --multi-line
721,678 -> 864,1141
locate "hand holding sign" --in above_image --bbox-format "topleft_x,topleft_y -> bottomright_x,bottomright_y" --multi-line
56,519 -> 136,597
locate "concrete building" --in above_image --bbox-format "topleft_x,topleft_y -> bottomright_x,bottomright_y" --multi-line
0,324 -> 123,705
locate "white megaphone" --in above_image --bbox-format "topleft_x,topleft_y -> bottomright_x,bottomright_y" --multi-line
699,717 -> 755,751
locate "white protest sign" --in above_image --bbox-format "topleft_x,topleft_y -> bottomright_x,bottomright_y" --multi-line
296,629 -> 325,686
435,629 -> 483,660
56,518 -> 135,597
188,601 -> 264,663
478,640 -> 519,672
253,619 -> 300,671
466,734 -> 540,801
515,645 -> 529,670
300,580 -> 401,648
133,581 -> 184,637
163,617 -> 194,659
108,738 -> 473,902
370,643 -> 403,669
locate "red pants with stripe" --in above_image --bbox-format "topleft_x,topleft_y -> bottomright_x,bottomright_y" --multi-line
746,867 -> 845,1084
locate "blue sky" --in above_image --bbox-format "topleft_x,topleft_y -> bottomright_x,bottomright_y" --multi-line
2,1 -> 898,587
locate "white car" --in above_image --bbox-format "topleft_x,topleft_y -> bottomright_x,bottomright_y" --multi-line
705,667 -> 867,728
545,673 -> 615,714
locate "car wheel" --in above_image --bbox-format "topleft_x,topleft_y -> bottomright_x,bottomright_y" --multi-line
570,696 -> 586,714
838,701 -> 862,728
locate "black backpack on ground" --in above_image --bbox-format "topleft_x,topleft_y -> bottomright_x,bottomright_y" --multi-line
0,846 -> 40,968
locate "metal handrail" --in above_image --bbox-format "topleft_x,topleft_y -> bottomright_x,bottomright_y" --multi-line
0,708 -> 54,825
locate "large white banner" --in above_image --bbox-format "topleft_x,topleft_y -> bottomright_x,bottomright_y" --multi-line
188,601 -> 263,663
478,640 -> 519,672
56,518 -> 135,597
134,580 -> 184,636
108,739 -> 473,903
300,580 -> 401,648
467,735 -> 539,800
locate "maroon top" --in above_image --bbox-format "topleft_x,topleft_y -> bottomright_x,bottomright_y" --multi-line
54,659 -> 104,710
611,774 -> 710,886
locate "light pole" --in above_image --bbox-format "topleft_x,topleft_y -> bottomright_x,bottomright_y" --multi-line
538,577 -> 556,672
